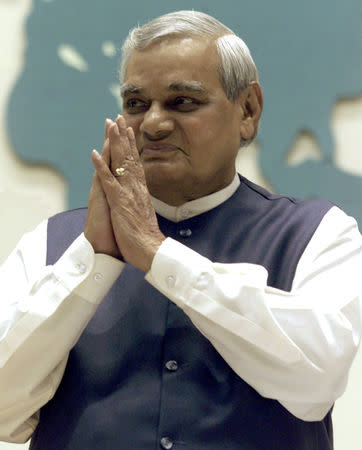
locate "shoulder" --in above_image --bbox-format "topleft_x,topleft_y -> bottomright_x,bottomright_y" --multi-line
238,175 -> 334,221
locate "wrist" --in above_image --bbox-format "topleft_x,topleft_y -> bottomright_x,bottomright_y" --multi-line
141,235 -> 166,273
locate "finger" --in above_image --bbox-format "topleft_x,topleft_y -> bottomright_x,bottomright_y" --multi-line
126,126 -> 140,163
105,118 -> 112,139
92,149 -> 109,174
109,121 -> 127,174
116,114 -> 134,160
90,150 -> 107,200
92,149 -> 121,209
101,131 -> 111,167
91,169 -> 106,198
115,114 -> 127,137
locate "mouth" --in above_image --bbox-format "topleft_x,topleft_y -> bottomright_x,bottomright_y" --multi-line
141,143 -> 180,158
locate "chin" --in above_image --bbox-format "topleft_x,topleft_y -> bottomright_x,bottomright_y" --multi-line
144,166 -> 187,194
145,169 -> 180,185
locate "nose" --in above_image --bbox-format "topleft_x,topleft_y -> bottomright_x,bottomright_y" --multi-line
140,102 -> 174,140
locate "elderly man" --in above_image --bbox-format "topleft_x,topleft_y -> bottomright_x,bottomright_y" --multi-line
0,10 -> 361,450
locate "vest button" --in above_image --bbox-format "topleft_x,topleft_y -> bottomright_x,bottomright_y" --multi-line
179,228 -> 192,237
165,360 -> 178,371
160,436 -> 174,449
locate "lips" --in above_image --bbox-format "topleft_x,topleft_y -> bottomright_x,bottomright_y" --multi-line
141,143 -> 179,152
140,143 -> 180,159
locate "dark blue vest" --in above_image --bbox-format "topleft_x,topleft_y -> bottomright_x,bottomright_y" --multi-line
30,177 -> 334,449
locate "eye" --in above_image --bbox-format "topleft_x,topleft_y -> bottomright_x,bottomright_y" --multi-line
124,98 -> 148,113
171,97 -> 201,112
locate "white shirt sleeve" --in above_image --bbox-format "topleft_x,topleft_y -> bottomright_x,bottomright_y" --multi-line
145,206 -> 362,421
1,206 -> 361,443
0,221 -> 124,443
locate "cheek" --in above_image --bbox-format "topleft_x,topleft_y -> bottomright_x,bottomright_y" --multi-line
189,115 -> 231,151
191,112 -> 240,165
181,114 -> 220,145
123,115 -> 139,132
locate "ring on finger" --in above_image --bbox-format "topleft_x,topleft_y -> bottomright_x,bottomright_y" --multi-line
114,167 -> 126,177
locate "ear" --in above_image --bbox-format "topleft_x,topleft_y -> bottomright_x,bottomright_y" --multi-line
239,82 -> 263,141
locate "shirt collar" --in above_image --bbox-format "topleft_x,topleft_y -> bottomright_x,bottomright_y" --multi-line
151,174 -> 241,222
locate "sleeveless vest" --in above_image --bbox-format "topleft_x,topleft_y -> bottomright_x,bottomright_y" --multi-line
30,176 -> 334,449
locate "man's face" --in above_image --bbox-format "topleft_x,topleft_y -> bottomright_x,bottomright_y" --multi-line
122,37 -> 244,205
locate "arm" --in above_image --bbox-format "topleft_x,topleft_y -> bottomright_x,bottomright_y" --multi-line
145,206 -> 362,421
0,224 -> 124,442
0,119 -> 125,443
0,224 -> 124,443
91,116 -> 362,422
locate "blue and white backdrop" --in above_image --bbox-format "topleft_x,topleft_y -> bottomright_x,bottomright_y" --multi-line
0,1 -> 361,449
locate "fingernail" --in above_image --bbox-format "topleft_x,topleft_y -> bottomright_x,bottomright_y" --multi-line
117,114 -> 126,128
105,118 -> 112,126
92,149 -> 100,158
113,123 -> 120,135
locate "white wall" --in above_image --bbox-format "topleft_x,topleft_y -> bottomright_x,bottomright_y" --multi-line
0,0 -> 66,267
0,1 -> 361,448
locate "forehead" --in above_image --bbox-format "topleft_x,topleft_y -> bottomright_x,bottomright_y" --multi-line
123,37 -> 222,94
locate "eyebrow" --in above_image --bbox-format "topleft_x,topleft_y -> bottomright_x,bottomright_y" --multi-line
120,81 -> 207,98
168,81 -> 207,94
120,84 -> 142,97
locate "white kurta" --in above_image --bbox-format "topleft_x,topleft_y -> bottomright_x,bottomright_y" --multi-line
0,176 -> 361,443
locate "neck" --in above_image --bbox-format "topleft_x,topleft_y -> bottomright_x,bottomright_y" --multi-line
147,172 -> 237,206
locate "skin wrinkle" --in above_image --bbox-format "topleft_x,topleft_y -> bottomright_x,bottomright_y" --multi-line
122,37 -> 262,206
121,81 -> 208,98
86,36 -> 262,269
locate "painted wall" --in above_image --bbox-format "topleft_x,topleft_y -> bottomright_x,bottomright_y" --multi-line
0,0 -> 361,448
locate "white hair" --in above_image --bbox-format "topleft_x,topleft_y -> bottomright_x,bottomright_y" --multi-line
120,10 -> 259,101
120,10 -> 259,145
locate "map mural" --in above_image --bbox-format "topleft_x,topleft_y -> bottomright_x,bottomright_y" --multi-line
7,0 -> 362,223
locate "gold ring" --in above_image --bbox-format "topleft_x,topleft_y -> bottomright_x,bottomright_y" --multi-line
115,167 -> 126,177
